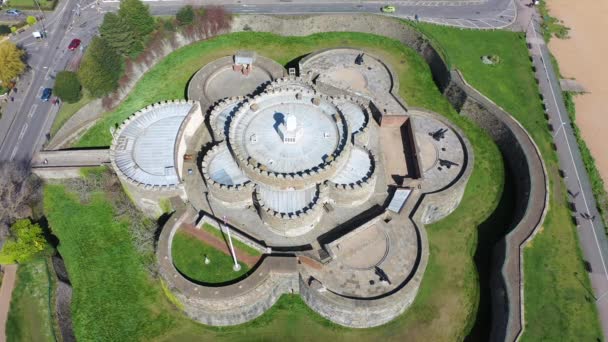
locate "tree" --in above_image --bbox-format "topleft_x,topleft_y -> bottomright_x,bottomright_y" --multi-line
0,162 -> 41,241
0,219 -> 46,264
0,42 -> 25,87
26,16 -> 37,26
54,71 -> 81,103
78,37 -> 122,98
176,5 -> 194,26
118,0 -> 155,38
0,25 -> 11,35
99,12 -> 141,56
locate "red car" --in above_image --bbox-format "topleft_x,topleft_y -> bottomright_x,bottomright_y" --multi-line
68,39 -> 81,51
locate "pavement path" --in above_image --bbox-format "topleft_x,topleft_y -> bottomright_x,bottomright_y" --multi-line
526,10 -> 608,341
0,265 -> 17,342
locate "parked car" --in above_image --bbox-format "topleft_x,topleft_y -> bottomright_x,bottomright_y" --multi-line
6,9 -> 22,16
67,38 -> 81,51
41,88 -> 52,102
381,5 -> 396,13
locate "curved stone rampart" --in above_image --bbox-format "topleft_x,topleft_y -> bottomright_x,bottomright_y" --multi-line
256,184 -> 329,236
327,148 -> 377,207
208,96 -> 245,141
231,14 -> 549,340
227,89 -> 352,189
201,144 -> 254,206
157,203 -> 299,326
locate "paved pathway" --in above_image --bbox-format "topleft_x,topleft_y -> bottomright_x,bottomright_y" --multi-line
526,10 -> 608,341
181,224 -> 261,267
0,265 -> 17,342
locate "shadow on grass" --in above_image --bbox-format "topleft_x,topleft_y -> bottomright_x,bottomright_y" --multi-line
465,167 -> 516,341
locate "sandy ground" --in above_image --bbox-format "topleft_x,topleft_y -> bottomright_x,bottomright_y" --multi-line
0,265 -> 17,342
547,0 -> 608,191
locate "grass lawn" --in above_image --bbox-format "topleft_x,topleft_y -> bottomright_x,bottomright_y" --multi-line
50,30 -> 505,341
414,23 -> 602,340
5,0 -> 56,10
5,258 -> 55,342
172,231 -> 249,283
202,223 -> 262,257
44,184 -> 177,341
50,94 -> 92,137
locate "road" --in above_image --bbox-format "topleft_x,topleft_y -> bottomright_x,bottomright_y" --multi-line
526,9 -> 608,340
0,0 -> 101,163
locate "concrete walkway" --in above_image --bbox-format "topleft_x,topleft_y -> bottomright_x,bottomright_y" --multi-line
0,265 -> 18,342
526,11 -> 608,341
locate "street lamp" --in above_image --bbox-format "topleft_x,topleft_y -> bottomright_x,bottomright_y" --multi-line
32,0 -> 46,38
222,216 -> 241,271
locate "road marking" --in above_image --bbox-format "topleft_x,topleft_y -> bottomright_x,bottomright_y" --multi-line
18,123 -> 28,141
9,146 -> 18,161
28,105 -> 38,118
532,22 -> 608,284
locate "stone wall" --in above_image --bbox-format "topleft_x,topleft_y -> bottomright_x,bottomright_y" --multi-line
157,202 -> 300,326
175,102 -> 204,181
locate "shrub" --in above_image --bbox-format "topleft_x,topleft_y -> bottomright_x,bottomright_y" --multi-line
0,219 -> 47,264
26,16 -> 37,26
176,5 -> 195,26
54,71 -> 82,103
0,25 -> 11,35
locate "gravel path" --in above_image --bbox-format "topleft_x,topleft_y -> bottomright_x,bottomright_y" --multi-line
0,265 -> 17,342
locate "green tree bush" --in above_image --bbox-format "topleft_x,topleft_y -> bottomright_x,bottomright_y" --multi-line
78,37 -> 122,98
100,12 -> 142,56
176,6 -> 195,26
26,16 -> 37,26
0,219 -> 46,264
0,25 -> 11,35
0,42 -> 25,87
118,0 -> 155,38
54,71 -> 82,103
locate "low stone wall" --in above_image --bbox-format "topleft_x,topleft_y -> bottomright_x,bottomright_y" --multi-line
445,71 -> 549,342
157,203 -> 299,326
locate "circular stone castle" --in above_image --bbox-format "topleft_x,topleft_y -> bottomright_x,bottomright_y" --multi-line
110,49 -> 473,328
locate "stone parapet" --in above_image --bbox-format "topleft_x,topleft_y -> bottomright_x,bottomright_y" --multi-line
256,184 -> 329,236
327,147 -> 377,207
208,96 -> 245,141
228,89 -> 352,190
175,102 -> 204,181
201,144 -> 254,206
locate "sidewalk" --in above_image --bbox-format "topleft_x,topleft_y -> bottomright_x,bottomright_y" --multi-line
0,265 -> 18,342
526,12 -> 608,341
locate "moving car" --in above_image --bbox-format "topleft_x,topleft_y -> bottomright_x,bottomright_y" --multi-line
68,38 -> 81,51
6,9 -> 22,16
41,88 -> 52,102
381,5 -> 396,13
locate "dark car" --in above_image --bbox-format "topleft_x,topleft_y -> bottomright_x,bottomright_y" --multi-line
68,38 -> 81,51
6,9 -> 22,16
41,88 -> 52,102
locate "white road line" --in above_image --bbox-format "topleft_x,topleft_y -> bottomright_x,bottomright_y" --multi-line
9,146 -> 18,161
532,22 -> 608,283
18,123 -> 28,141
28,105 -> 38,119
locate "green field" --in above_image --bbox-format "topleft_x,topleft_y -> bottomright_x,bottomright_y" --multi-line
4,0 -> 56,10
172,231 -> 249,283
47,30 -> 506,341
414,23 -> 602,340
5,258 -> 55,342
201,223 -> 262,257
50,94 -> 92,137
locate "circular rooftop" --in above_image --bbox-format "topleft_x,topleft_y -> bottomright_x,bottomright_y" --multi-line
228,90 -> 348,175
111,101 -> 193,187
